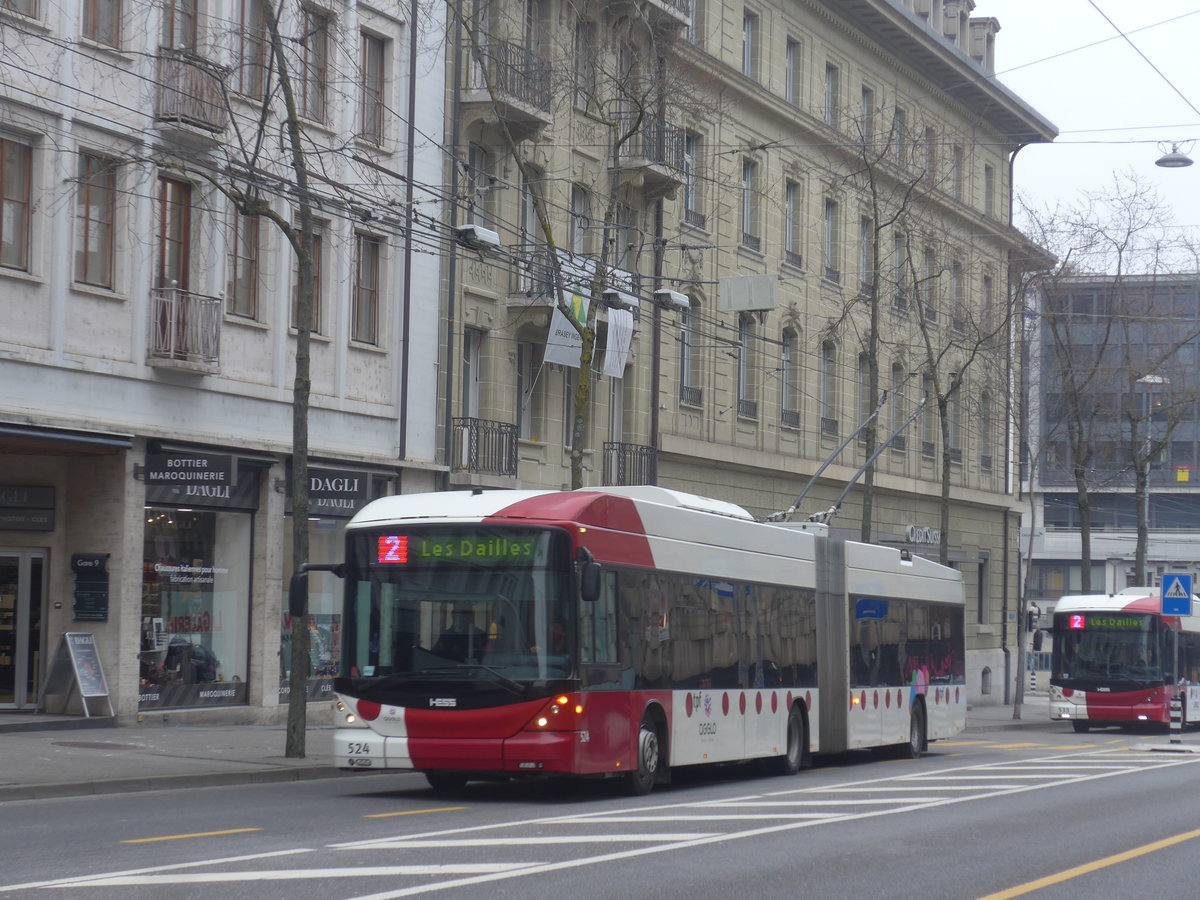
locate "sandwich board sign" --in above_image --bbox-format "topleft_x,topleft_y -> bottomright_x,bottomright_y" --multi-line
1161,574 -> 1192,617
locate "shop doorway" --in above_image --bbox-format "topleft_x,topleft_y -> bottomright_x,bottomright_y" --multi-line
0,549 -> 46,708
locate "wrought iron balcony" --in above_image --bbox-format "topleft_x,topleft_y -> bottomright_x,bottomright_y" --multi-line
452,417 -> 518,477
737,398 -> 758,419
616,113 -> 685,196
462,41 -> 552,138
679,384 -> 702,407
155,49 -> 228,134
149,286 -> 222,367
781,408 -> 800,428
603,442 -> 657,486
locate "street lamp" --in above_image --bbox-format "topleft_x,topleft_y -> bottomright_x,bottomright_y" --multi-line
1134,374 -> 1170,586
1155,142 -> 1194,169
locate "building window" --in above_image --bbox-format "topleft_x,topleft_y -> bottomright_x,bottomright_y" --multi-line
574,18 -> 597,109
517,340 -> 545,440
226,210 -> 259,319
823,198 -> 840,283
352,233 -> 380,345
922,125 -> 937,182
857,353 -> 870,436
161,0 -> 195,49
859,215 -> 873,291
951,144 -> 964,200
742,11 -> 758,79
784,180 -> 802,267
921,373 -> 935,456
891,107 -> 907,164
687,0 -> 705,45
950,261 -> 964,331
820,340 -> 838,435
781,328 -> 801,426
74,153 -> 115,289
890,362 -> 907,450
291,229 -> 323,333
2,0 -> 37,16
0,138 -> 32,272
824,63 -> 840,128
234,0 -> 265,97
981,274 -> 994,335
683,132 -> 704,228
921,246 -> 936,323
741,159 -> 759,249
860,85 -> 874,145
892,230 -> 907,310
981,390 -> 993,470
785,38 -> 801,105
569,184 -> 590,255
300,8 -> 329,122
83,0 -> 120,47
466,143 -> 495,227
737,313 -> 757,418
359,32 -> 386,144
983,163 -> 995,217
155,175 -> 191,288
680,299 -> 702,406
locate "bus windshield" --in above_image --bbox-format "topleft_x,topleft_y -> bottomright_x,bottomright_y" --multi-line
340,525 -> 574,687
1052,612 -> 1164,689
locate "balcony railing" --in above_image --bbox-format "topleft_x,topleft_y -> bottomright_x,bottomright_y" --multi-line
821,416 -> 839,437
465,41 -> 551,113
618,113 -> 686,175
155,48 -> 228,132
680,384 -> 702,407
603,442 -> 657,486
781,408 -> 801,428
737,398 -> 758,419
452,417 -> 518,477
683,208 -> 707,229
150,287 -> 222,365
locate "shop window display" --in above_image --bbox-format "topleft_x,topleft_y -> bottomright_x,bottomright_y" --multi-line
280,516 -> 343,702
140,508 -> 251,708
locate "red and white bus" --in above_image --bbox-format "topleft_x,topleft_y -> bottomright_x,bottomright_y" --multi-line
1050,588 -> 1200,732
299,486 -> 965,794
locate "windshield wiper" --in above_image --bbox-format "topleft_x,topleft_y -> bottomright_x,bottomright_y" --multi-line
423,664 -> 526,696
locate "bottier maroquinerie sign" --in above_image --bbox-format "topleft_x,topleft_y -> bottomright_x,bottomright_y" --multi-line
144,452 -> 233,486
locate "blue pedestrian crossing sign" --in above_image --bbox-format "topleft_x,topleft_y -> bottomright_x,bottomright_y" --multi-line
1161,574 -> 1192,616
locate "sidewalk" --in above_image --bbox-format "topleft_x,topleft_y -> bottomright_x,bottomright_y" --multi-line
0,693 -> 1060,803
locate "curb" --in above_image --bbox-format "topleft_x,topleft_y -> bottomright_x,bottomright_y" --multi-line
0,764 -> 390,803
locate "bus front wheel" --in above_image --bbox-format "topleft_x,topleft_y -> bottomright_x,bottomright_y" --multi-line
627,716 -> 661,796
1072,721 -> 1089,734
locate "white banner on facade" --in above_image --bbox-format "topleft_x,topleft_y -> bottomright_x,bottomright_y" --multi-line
602,307 -> 635,378
543,289 -> 591,368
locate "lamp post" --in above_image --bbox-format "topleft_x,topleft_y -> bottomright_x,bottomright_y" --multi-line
1155,142 -> 1194,169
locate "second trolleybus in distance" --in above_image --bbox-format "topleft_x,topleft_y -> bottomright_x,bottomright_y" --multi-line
293,486 -> 966,794
1050,588 -> 1200,732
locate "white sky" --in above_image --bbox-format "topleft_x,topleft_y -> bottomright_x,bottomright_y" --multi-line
980,0 -> 1200,231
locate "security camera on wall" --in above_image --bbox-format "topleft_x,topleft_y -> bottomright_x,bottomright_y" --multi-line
454,224 -> 502,252
654,289 -> 690,311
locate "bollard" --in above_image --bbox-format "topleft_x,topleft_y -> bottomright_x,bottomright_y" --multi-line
1028,669 -> 1037,694
1170,695 -> 1183,744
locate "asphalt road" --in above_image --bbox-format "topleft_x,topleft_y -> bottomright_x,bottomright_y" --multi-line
2,726 -> 1197,899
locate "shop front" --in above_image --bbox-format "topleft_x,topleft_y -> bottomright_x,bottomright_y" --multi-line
139,451 -> 261,710
279,466 -> 391,704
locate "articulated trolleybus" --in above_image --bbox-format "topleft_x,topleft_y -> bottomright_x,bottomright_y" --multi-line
1050,588 -> 1200,732
302,487 -> 964,794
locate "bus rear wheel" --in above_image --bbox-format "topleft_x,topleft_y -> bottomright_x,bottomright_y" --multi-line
900,703 -> 925,759
626,716 -> 661,796
768,706 -> 805,775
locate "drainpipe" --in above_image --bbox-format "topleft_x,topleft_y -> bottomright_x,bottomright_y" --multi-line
441,2 -> 464,490
398,0 -> 420,466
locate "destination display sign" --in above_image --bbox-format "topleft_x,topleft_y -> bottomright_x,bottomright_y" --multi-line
375,531 -> 542,566
1066,614 -> 1150,631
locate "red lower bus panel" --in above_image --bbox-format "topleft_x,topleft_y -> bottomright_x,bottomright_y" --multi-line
1085,686 -> 1171,724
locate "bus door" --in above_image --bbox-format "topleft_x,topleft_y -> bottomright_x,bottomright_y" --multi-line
849,598 -> 886,748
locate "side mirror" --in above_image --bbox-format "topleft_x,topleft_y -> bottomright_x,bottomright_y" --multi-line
579,561 -> 601,603
288,562 -> 345,618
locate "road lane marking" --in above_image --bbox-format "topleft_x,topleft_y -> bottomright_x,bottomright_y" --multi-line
357,833 -> 718,848
976,827 -> 1200,899
365,807 -> 466,818
55,864 -> 541,887
122,828 -> 262,843
0,849 -> 312,892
